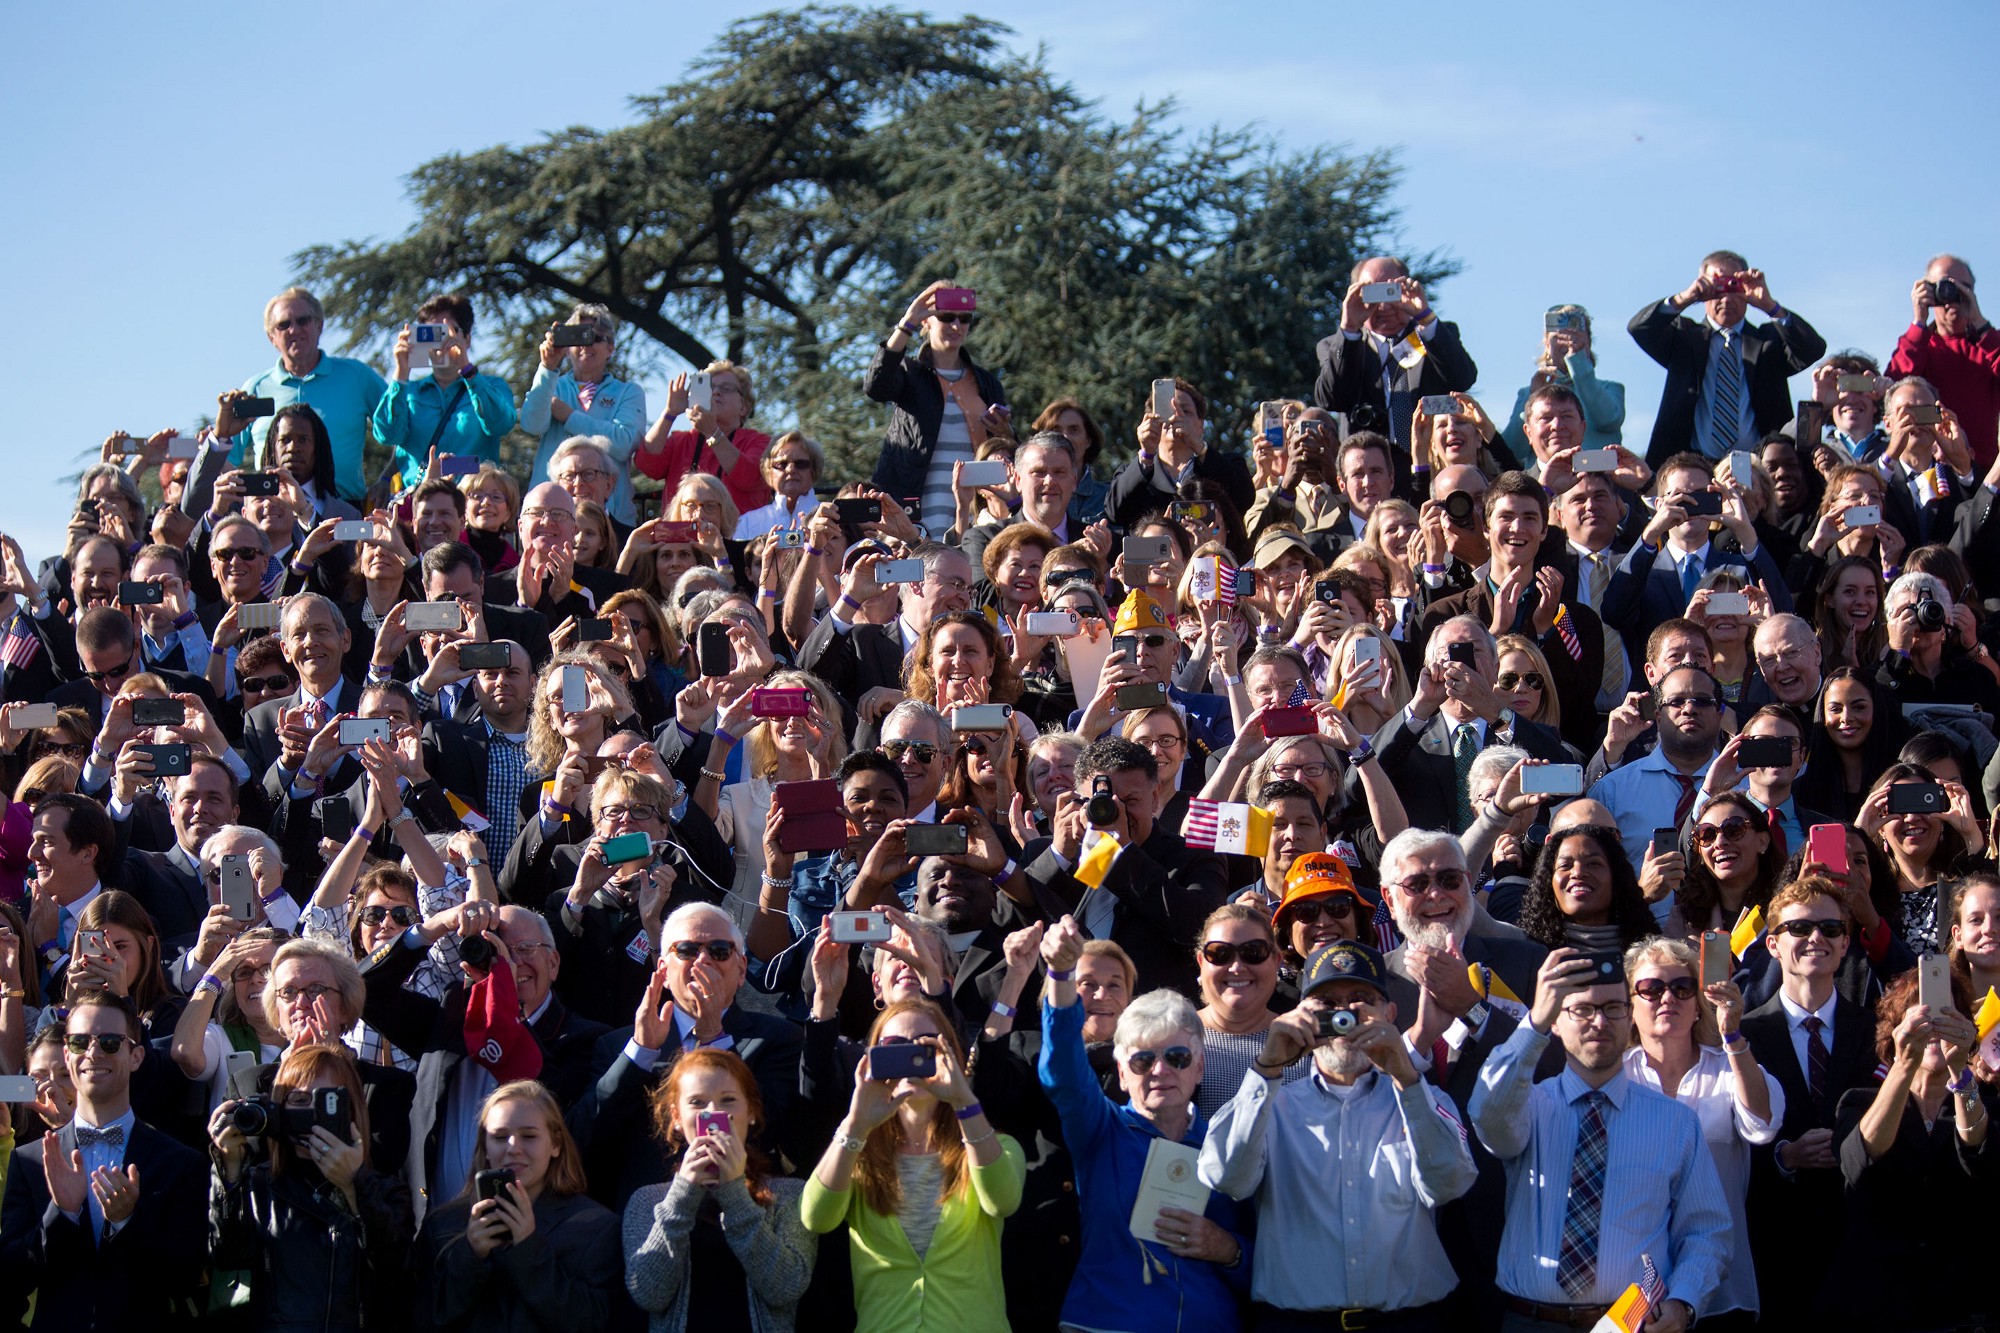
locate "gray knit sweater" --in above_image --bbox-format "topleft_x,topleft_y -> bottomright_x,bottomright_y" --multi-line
622,1174 -> 814,1333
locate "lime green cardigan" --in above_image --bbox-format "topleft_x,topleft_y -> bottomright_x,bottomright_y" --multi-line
800,1136 -> 1025,1333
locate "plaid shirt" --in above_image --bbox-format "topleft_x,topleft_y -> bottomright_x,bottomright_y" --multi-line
482,722 -> 531,865
301,871 -> 472,1071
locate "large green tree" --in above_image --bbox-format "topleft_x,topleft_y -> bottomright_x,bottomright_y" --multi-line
297,5 -> 1449,483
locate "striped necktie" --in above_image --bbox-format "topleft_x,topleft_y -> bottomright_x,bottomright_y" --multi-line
1709,327 -> 1744,457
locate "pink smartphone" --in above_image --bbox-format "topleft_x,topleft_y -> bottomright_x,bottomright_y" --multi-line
934,287 -> 977,313
695,1111 -> 731,1138
1807,824 -> 1848,876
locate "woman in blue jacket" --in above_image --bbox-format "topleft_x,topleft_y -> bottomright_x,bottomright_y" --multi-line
1036,915 -> 1250,1333
1501,303 -> 1626,456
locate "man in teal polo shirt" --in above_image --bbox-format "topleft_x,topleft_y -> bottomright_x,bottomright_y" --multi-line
215,287 -> 388,504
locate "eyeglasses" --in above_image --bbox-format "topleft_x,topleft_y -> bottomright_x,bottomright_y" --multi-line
231,965 -> 272,985
934,313 -> 977,327
598,804 -> 660,824
1496,671 -> 1545,691
1632,977 -> 1700,1004
81,663 -> 132,684
669,940 -> 738,963
1125,1046 -> 1195,1075
1693,818 -> 1755,847
1286,896 -> 1356,925
1136,734 -> 1184,754
273,984 -> 337,1005
214,547 -> 265,564
64,1033 -> 134,1055
883,741 -> 941,765
519,507 -> 576,525
511,940 -> 555,958
1661,694 -> 1721,712
238,674 -> 296,694
359,905 -> 418,928
1773,918 -> 1849,940
270,316 -> 319,331
769,458 -> 815,472
1560,1001 -> 1632,1026
1391,869 -> 1470,897
1121,633 -> 1170,650
555,468 -> 613,485
1270,762 -> 1329,781
1200,939 -> 1275,968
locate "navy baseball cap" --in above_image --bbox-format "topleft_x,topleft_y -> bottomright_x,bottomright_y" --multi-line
1300,939 -> 1391,1000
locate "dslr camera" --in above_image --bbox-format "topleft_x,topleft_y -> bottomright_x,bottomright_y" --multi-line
1930,277 -> 1968,307
1085,775 -> 1119,828
1441,490 -> 1478,528
1914,597 -> 1950,633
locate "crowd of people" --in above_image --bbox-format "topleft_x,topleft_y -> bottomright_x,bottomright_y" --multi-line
3,248 -> 2000,1332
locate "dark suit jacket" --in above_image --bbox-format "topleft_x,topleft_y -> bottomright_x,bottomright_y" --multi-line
1361,708 -> 1571,834
0,1118 -> 208,1331
241,676 -> 365,789
1627,300 -> 1827,466
115,845 -> 207,948
1021,827 -> 1227,1000
1313,322 -> 1480,446
46,667 -> 218,734
483,564 -> 629,630
566,1005 -> 803,1209
1103,449 -> 1257,529
796,612 -> 908,733
1598,537 -> 1793,647
1878,457 -> 1965,549
1420,580 -> 1605,756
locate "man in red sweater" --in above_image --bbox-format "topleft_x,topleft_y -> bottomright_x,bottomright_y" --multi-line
1889,254 -> 2000,469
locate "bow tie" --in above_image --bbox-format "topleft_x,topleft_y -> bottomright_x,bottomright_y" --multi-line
76,1124 -> 125,1148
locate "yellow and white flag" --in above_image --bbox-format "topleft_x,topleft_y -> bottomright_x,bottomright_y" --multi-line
1181,800 -> 1273,856
1729,905 -> 1766,959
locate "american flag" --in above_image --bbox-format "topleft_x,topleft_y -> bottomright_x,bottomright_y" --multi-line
1638,1255 -> 1665,1307
1371,896 -> 1403,953
0,616 -> 39,671
1286,676 -> 1310,707
1218,564 -> 1250,607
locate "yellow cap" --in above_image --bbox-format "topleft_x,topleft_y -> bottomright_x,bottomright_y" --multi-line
1112,589 -> 1170,635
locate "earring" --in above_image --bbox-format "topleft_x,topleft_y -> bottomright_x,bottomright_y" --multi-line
873,995 -> 886,1011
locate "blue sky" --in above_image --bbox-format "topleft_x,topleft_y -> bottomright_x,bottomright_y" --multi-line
6,1 -> 1996,562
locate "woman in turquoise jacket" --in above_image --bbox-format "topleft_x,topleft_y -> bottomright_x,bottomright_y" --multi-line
1501,303 -> 1626,455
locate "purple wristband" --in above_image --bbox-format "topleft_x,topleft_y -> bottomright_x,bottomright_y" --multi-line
954,1101 -> 985,1121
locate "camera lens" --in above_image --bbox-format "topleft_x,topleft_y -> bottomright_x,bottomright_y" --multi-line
1443,491 -> 1475,527
1915,597 -> 1949,633
460,935 -> 496,969
228,1099 -> 271,1137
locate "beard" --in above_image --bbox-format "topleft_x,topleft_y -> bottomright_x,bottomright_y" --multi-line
1316,1040 -> 1373,1081
1391,898 -> 1474,953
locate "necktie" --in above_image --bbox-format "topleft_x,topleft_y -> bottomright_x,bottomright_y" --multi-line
1556,1090 -> 1610,1298
1802,1015 -> 1830,1109
1711,327 -> 1744,458
1678,553 -> 1702,608
1452,723 -> 1480,833
1671,772 -> 1700,831
75,1124 -> 125,1148
1583,552 -> 1612,608
1385,349 -> 1415,450
578,381 -> 598,412
1765,807 -> 1788,863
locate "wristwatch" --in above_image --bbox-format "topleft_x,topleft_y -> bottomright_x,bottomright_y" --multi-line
1462,1000 -> 1491,1032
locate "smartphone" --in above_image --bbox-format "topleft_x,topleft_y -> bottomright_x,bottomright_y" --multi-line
695,1110 -> 732,1139
332,520 -> 376,542
1353,637 -> 1383,665
219,854 -> 258,919
338,717 -> 392,747
74,498 -> 100,524
868,1042 -> 939,1082
1836,373 -> 1880,395
1260,705 -> 1317,739
551,324 -> 597,348
237,603 -> 283,632
238,471 -> 281,497
685,371 -> 713,413
0,1075 -> 38,1102
1919,952 -> 1954,1016
575,617 -> 614,643
7,703 -> 57,730
410,322 -> 451,368
601,830 -> 655,865
1727,451 -> 1755,489
166,434 -> 201,460
1169,501 -> 1210,523
1111,634 -> 1141,661
1700,930 -> 1731,988
1579,950 -> 1625,984
561,665 -> 589,714
958,460 -> 1009,488
905,822 -> 970,856
1736,735 -> 1793,769
405,602 -> 465,633
1683,491 -> 1723,517
1651,827 -> 1680,858
457,641 -> 512,671
136,742 -> 191,777
1573,448 -> 1618,473
1705,592 -> 1751,616
934,287 -> 977,313
320,795 -> 355,844
131,697 -> 185,727
1907,403 -> 1944,426
1122,535 -> 1171,566
1843,504 -> 1882,529
439,453 -> 481,476
76,928 -> 109,963
834,498 -> 881,526
1314,581 -> 1340,606
1418,395 -> 1461,417
1115,682 -> 1168,711
118,580 -> 164,606
474,1166 -> 516,1202
831,910 -> 895,944
1638,694 -> 1659,723
1887,781 -> 1947,815
750,686 -> 811,718
234,397 -> 276,421
950,704 -> 1014,731
1151,378 -> 1177,418
696,622 -> 733,677
1521,763 -> 1585,797
1545,309 -> 1583,332
312,1087 -> 354,1140
1447,642 -> 1478,667
875,558 -> 925,584
1360,280 -> 1402,304
657,520 -> 698,544
1260,400 -> 1285,445
1807,823 -> 1848,875
1023,610 -> 1079,636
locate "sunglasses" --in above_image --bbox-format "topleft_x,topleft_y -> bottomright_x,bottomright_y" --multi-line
239,674 -> 296,694
1286,896 -> 1356,925
1773,918 -> 1849,941
669,940 -> 738,964
64,1033 -> 134,1055
1200,939 -> 1275,968
1125,1046 -> 1195,1076
883,741 -> 941,765
1122,633 -> 1171,650
214,547 -> 266,564
1391,869 -> 1470,896
270,316 -> 319,331
1632,977 -> 1699,1004
934,312 -> 977,327
359,905 -> 418,927
959,736 -> 991,756
1693,818 -> 1756,847
81,663 -> 133,684
1496,671 -> 1545,691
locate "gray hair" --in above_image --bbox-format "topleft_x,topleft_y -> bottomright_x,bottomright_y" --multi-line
77,464 -> 146,527
199,824 -> 282,872
567,302 -> 616,342
281,591 -> 343,635
1016,430 -> 1077,470
550,436 -> 613,471
662,901 -> 744,952
1030,729 -> 1088,761
1423,616 -> 1496,669
499,904 -> 557,950
672,571 -> 734,623
1378,828 -> 1466,886
1887,571 -> 1952,612
882,700 -> 946,747
914,541 -> 971,579
1468,745 -> 1530,791
1112,988 -> 1202,1061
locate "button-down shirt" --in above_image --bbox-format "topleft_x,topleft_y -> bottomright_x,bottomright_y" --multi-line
1471,1025 -> 1731,1316
1201,1063 -> 1475,1313
1778,989 -> 1840,1089
228,353 -> 390,502
1585,743 -> 1718,876
735,491 -> 822,542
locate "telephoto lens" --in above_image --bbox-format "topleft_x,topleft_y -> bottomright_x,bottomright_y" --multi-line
228,1097 -> 274,1136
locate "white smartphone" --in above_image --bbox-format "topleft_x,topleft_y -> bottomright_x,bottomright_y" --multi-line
1520,763 -> 1585,797
1360,280 -> 1402,304
562,665 -> 588,714
405,602 -> 465,633
686,371 -> 712,413
1918,952 -> 1953,1016
237,603 -> 283,632
332,520 -> 376,542
1844,504 -> 1882,529
337,717 -> 392,747
410,322 -> 452,369
1151,378 -> 1177,418
1705,592 -> 1751,616
958,460 -> 1009,488
1023,610 -> 1080,636
1352,637 -> 1383,664
0,1075 -> 37,1102
8,703 -> 58,730
830,911 -> 895,945
166,434 -> 201,460
1573,448 -> 1618,473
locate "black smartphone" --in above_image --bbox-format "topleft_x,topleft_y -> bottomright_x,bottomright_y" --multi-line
575,617 -> 614,643
550,325 -> 597,348
834,498 -> 881,526
457,642 -> 512,671
239,472 -> 282,497
1887,781 -> 1947,815
1447,642 -> 1478,667
904,823 -> 969,856
1736,736 -> 1793,769
474,1166 -> 516,1201
1639,694 -> 1658,723
697,622 -> 734,677
868,1043 -> 938,1082
136,743 -> 191,777
1683,491 -> 1722,518
117,580 -> 164,606
313,1086 -> 353,1140
131,697 -> 185,727
75,498 -> 100,524
234,396 -> 276,421
320,795 -> 355,844
1115,682 -> 1168,711
1579,950 -> 1625,984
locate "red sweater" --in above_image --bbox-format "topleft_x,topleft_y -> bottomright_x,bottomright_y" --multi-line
1888,321 -> 2000,469
635,427 -> 773,516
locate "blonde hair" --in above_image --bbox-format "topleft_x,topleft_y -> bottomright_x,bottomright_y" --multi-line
459,463 -> 520,519
1325,624 -> 1410,717
703,360 -> 757,421
669,473 -> 741,539
1495,633 -> 1561,730
1623,935 -> 1720,1048
527,652 -> 637,773
741,669 -> 848,780
852,1000 -> 972,1215
263,287 -> 323,329
759,430 -> 823,489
